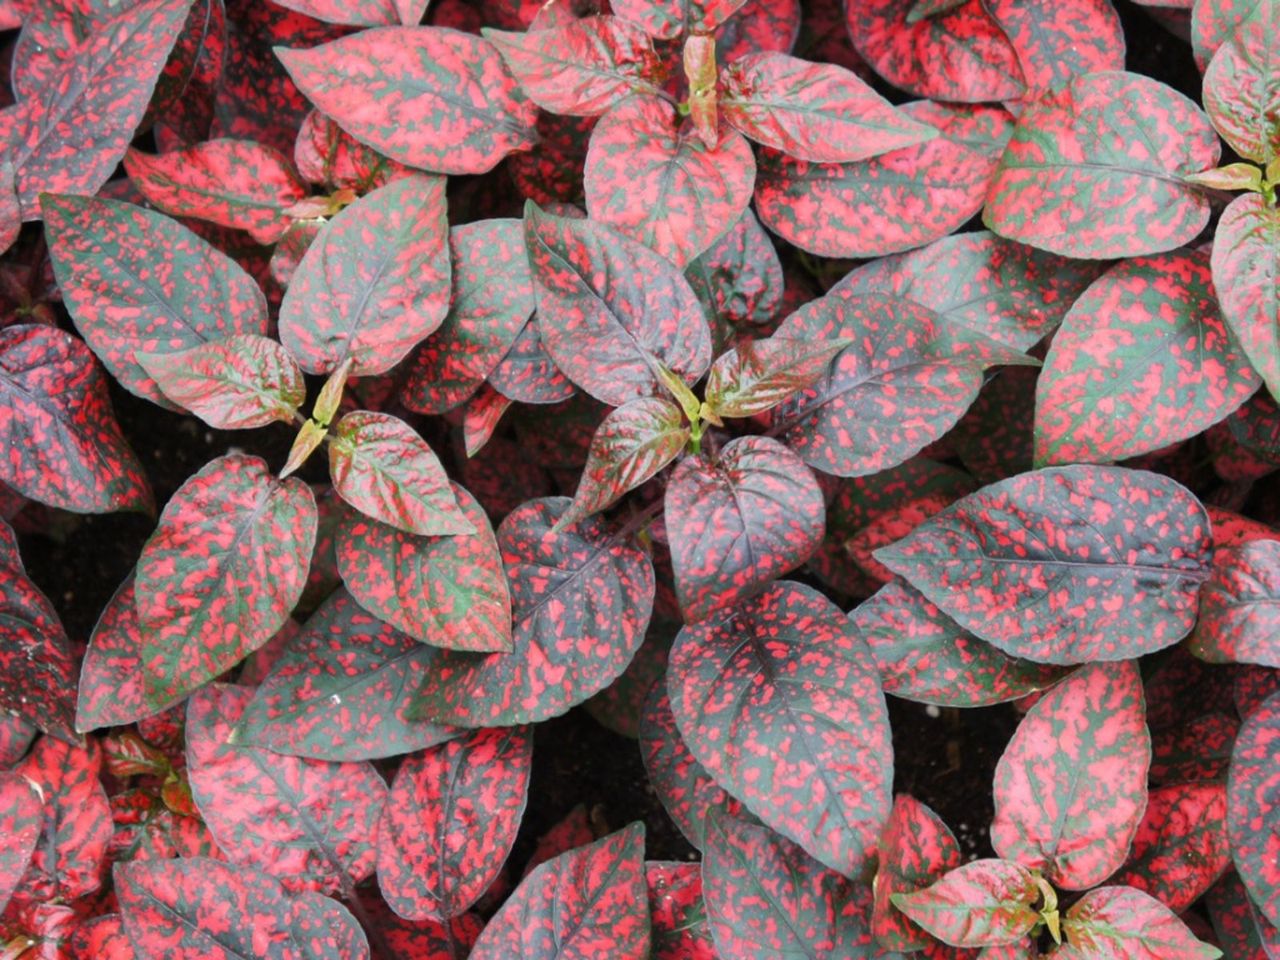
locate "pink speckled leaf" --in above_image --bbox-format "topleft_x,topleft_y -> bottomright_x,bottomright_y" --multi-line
704,336 -> 849,420
75,577 -> 166,734
1228,688 -> 1280,930
872,794 -> 966,952
0,772 -> 41,911
986,0 -> 1125,107
1202,0 -> 1280,162
992,661 -> 1151,890
271,0 -> 398,26
647,861 -> 716,960
1191,540 -> 1280,668
1062,885 -> 1221,959
892,858 -> 1040,948
1214,193 -> 1280,405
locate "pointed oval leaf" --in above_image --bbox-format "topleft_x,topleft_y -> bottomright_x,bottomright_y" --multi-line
875,466 -> 1213,664
873,794 -> 966,951
236,589 -> 460,761
1191,540 -> 1280,667
123,139 -> 307,245
43,194 -> 270,411
668,580 -> 892,876
75,578 -> 166,734
138,334 -> 306,430
1228,687 -> 1280,929
377,726 -> 532,921
705,336 -> 848,420
986,0 -> 1125,107
0,773 -> 42,911
854,580 -> 1068,708
526,201 -> 712,406
984,71 -> 1220,258
892,858 -> 1040,948
1214,193 -> 1280,405
279,174 -> 450,377
992,661 -> 1151,890
412,496 -> 655,726
1062,885 -> 1222,960
486,317 -> 578,406
1203,1 -> 1280,162
584,94 -> 754,268
665,435 -> 824,623
187,684 -> 386,894
468,823 -> 650,960
702,811 -> 880,958
1035,249 -> 1260,465
483,16 -> 664,117
337,484 -> 512,651
117,857 -> 369,959
561,396 -> 688,530
0,324 -> 152,514
277,26 -> 539,175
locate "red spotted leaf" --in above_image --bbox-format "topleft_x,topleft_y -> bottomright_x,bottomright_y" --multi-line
1111,782 -> 1231,913
123,139 -> 308,245
559,396 -> 688,531
377,726 -> 531,921
137,334 -> 305,429
279,175 -> 450,377
838,230 -> 1103,352
0,714 -> 35,768
1214,193 -> 1280,405
584,620 -> 674,739
75,578 -> 167,734
525,201 -> 711,406
468,822 -> 650,960
1203,1 -> 1280,162
668,580 -> 892,876
891,858 -> 1040,948
1152,711 -> 1239,785
236,589 -> 460,761
277,26 -> 539,175
271,0 -> 399,26
853,580 -> 1068,708
665,435 -> 824,623
68,912 -> 137,960
755,100 -> 1009,259
705,336 -> 849,420
412,497 -> 654,726
13,736 -> 112,905
720,52 -> 936,163
461,385 -> 512,458
613,0 -> 748,37
0,526 -> 77,742
4,0 -> 192,218
685,207 -> 783,340
187,684 -> 386,894
116,857 -> 369,959
873,795 -> 966,951
1061,885 -> 1221,959
647,861 -> 716,960
293,110 -> 413,192
362,897 -> 483,960
992,661 -> 1151,890
43,194 -> 270,411
848,0 -> 1025,102
484,16 -> 665,117
772,290 -> 1033,478
0,324 -> 153,515
1228,687 -> 1280,929
875,465 -> 1213,664
1035,249 -> 1260,465
986,0 -> 1125,108
583,95 -> 755,268
1207,870 -> 1280,960
1191,540 -> 1280,667
337,484 -> 512,651
983,71 -> 1220,258
702,810 -> 880,957
486,318 -> 578,406
134,454 -> 315,708
0,772 -> 41,911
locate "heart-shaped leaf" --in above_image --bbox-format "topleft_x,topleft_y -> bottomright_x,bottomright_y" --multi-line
986,0 -> 1124,107
413,496 -> 654,726
1228,687 -> 1280,929
337,485 -> 511,651
236,589 -> 460,761
992,661 -> 1151,890
525,201 -> 711,406
873,795 -> 966,951
1035,249 -> 1260,465
187,684 -> 386,895
1062,885 -> 1222,959
116,857 -> 369,959
668,580 -> 892,876
135,453 -> 317,708
138,334 -> 306,430
560,396 -> 688,531
583,94 -> 755,268
278,26 -> 539,174
377,726 -> 532,921
42,194 -> 269,411
123,139 -> 308,244
484,16 -> 665,116
891,858 -> 1040,948
1203,0 -> 1280,162
279,174 -> 450,376
0,772 -> 42,911
468,823 -> 651,960
705,336 -> 848,419
0,324 -> 152,515
665,435 -> 824,623
5,0 -> 192,217
1191,540 -> 1280,667
329,412 -> 471,537
1213,193 -> 1280,405
875,465 -> 1213,664
984,71 -> 1220,258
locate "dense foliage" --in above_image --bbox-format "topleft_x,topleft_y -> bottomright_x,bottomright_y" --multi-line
1,0 -> 1279,957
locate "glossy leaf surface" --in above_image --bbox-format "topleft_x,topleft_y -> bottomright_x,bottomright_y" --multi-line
892,858 -> 1040,948
1214,193 -> 1280,405
873,794 -> 965,951
1062,885 -> 1221,959
704,336 -> 848,420
987,0 -> 1124,106
1228,688 -> 1280,929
